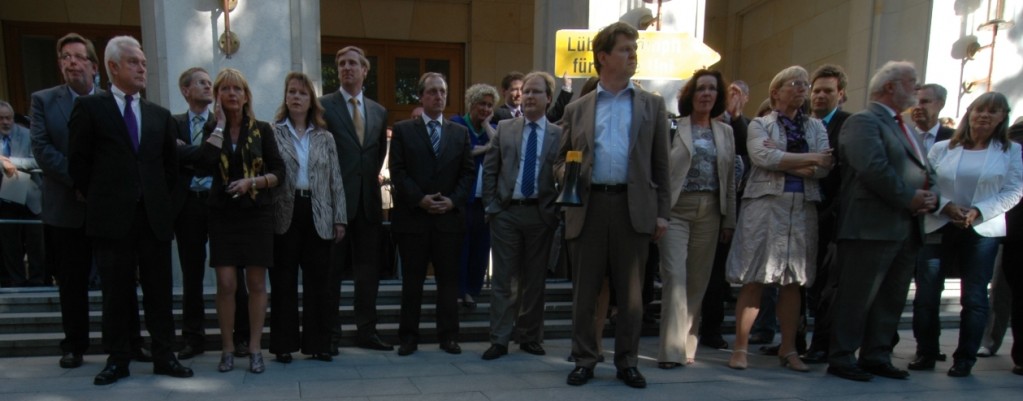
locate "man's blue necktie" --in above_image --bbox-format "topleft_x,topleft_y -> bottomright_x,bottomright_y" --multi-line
521,122 -> 538,197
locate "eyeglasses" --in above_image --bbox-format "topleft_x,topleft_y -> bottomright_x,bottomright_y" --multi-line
60,53 -> 91,63
785,80 -> 810,89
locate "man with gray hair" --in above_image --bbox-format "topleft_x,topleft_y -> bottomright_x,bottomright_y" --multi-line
69,35 -> 191,385
907,83 -> 956,371
828,61 -> 937,382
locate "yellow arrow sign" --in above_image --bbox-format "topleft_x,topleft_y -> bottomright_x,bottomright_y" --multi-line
554,29 -> 721,81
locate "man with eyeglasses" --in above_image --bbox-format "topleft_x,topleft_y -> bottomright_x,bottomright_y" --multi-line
479,71 -> 561,361
828,61 -> 937,382
30,33 -> 151,370
907,83 -> 955,371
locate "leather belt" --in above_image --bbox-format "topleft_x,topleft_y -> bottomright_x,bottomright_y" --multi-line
295,189 -> 312,198
590,184 -> 627,193
509,198 -> 538,206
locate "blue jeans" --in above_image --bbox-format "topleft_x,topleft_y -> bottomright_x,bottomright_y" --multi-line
940,226 -> 1000,365
911,242 -> 944,357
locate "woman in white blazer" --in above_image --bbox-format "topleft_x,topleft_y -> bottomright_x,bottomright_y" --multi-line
656,69 -> 736,369
923,92 -> 1022,377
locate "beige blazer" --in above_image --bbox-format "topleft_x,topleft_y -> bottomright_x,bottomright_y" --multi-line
271,123 -> 347,239
555,87 -> 670,240
481,117 -> 562,227
669,117 -> 737,229
744,111 -> 830,201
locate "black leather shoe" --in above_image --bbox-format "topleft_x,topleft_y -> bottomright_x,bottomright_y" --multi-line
482,344 -> 508,360
566,367 -> 593,386
397,342 -> 418,356
616,367 -> 647,388
133,346 -> 153,362
59,352 -> 83,368
935,352 -> 947,362
860,363 -> 908,379
439,340 -> 462,354
154,360 -> 194,378
1012,365 -> 1023,376
907,355 -> 936,371
519,342 -> 546,355
699,335 -> 729,350
329,342 -> 340,356
947,360 -> 972,377
275,353 -> 293,363
760,344 -> 780,356
177,345 -> 204,360
800,350 -> 828,364
310,353 -> 333,362
94,364 -> 130,385
357,334 -> 394,351
827,365 -> 873,382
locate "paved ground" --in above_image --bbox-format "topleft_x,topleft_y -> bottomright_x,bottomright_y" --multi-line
1,329 -> 1019,401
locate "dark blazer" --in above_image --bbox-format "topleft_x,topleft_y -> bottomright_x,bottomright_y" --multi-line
819,109 -> 851,208
555,87 -> 671,240
493,103 -> 519,123
29,85 -> 99,228
388,117 -> 474,234
836,102 -> 936,242
546,89 -> 574,123
170,111 -> 214,215
195,118 -> 286,210
68,91 -> 178,240
936,126 -> 954,142
481,117 -> 562,227
729,114 -> 751,159
320,91 -> 389,223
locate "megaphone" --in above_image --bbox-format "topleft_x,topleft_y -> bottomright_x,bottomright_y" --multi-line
556,150 -> 584,207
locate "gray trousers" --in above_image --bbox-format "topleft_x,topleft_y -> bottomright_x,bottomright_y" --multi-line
488,204 -> 555,346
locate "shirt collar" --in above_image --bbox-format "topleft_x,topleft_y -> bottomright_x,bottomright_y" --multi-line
279,118 -> 314,137
187,109 -> 208,123
821,107 -> 839,125
340,88 -> 364,105
66,84 -> 95,100
596,80 -> 636,97
422,114 -> 444,126
110,84 -> 136,103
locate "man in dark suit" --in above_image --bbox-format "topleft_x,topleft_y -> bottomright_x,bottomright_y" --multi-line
479,71 -> 561,361
389,72 -> 474,356
30,33 -> 148,369
320,46 -> 392,352
556,22 -> 670,389
828,61 -> 937,382
492,72 -> 524,123
908,83 -> 956,371
799,64 -> 853,363
68,35 -> 192,385
170,67 -> 251,360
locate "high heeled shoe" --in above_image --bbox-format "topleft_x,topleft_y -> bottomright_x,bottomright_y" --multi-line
249,352 -> 265,374
728,349 -> 748,370
218,352 -> 234,372
779,351 -> 809,372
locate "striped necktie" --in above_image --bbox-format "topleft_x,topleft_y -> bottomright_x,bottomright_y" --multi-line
190,115 -> 212,191
521,122 -> 538,197
428,120 -> 441,156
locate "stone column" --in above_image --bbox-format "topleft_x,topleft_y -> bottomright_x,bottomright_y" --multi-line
139,0 -> 321,119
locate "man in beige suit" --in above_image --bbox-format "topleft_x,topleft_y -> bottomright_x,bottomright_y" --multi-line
556,22 -> 670,389
480,71 -> 561,361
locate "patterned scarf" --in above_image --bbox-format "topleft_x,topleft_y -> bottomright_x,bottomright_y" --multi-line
776,110 -> 809,153
219,116 -> 264,200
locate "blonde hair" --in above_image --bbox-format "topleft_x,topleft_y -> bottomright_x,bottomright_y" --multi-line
213,68 -> 256,120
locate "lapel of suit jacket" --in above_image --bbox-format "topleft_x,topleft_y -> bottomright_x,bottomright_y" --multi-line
329,92 -> 361,147
410,118 -> 436,161
540,118 -> 558,163
507,118 -> 525,182
872,102 -> 925,167
580,92 -> 598,157
139,99 -> 161,156
57,85 -> 74,123
363,98 -> 382,148
628,89 -> 645,156
712,121 -> 732,185
275,123 -> 300,167
677,116 -> 694,155
101,92 -> 135,154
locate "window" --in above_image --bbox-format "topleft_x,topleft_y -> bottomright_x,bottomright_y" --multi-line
321,37 -> 464,127
2,20 -> 141,115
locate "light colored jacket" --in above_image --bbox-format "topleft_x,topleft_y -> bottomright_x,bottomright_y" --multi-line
744,111 -> 830,201
2,124 -> 42,214
271,123 -> 347,239
925,140 -> 1023,237
668,117 -> 737,229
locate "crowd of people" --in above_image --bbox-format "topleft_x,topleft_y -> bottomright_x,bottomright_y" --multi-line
2,19 -> 1022,389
